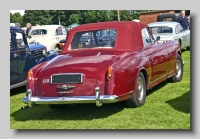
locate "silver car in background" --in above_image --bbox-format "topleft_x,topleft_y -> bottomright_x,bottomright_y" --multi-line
148,22 -> 190,50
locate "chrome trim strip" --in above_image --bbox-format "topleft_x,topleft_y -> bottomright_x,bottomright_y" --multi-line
95,87 -> 102,106
22,95 -> 119,106
57,85 -> 75,90
10,80 -> 26,89
149,70 -> 175,84
50,73 -> 84,84
96,52 -> 101,56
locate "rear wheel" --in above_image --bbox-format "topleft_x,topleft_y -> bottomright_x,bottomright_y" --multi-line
177,39 -> 182,49
169,54 -> 183,82
125,72 -> 146,108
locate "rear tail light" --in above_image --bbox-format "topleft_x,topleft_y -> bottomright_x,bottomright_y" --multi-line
27,69 -> 33,83
107,66 -> 113,80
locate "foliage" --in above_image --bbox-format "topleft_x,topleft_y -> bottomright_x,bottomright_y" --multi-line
11,10 -> 143,27
10,12 -> 24,27
23,10 -> 52,26
10,10 -> 191,28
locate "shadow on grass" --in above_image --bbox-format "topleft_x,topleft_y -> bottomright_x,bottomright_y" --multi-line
165,90 -> 190,114
11,102 -> 125,121
181,48 -> 190,53
10,85 -> 26,96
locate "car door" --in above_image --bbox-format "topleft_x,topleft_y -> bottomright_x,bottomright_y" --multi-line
28,29 -> 47,44
10,31 -> 18,85
14,30 -> 30,83
142,27 -> 170,85
174,24 -> 188,49
179,24 -> 190,47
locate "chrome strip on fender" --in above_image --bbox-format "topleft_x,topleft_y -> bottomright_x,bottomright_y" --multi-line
149,70 -> 175,85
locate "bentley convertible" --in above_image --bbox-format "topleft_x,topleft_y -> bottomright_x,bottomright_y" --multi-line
22,21 -> 184,109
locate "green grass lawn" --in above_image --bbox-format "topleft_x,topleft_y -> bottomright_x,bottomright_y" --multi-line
10,50 -> 190,129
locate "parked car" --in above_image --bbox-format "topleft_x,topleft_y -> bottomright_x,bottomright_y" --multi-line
10,26 -> 46,89
157,13 -> 190,29
27,25 -> 67,51
148,21 -> 190,50
21,21 -> 183,110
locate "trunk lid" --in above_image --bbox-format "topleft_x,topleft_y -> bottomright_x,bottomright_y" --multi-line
35,50 -> 117,97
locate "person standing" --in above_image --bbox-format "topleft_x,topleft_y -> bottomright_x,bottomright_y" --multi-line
177,10 -> 189,30
15,22 -> 20,28
26,23 -> 32,36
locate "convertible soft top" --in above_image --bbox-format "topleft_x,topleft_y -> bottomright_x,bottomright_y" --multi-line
62,21 -> 147,52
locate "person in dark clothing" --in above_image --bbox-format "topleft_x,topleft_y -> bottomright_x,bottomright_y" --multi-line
26,23 -> 32,36
177,10 -> 189,30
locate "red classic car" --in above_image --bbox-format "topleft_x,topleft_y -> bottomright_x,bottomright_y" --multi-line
22,21 -> 183,110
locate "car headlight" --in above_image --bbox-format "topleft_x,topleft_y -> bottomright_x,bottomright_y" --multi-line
43,49 -> 47,55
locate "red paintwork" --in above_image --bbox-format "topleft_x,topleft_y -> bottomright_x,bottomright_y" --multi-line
27,21 -> 180,101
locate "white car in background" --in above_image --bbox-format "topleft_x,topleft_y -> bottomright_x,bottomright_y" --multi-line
148,22 -> 190,50
27,25 -> 67,51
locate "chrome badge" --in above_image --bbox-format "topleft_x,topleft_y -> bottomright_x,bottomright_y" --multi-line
57,85 -> 75,90
43,79 -> 49,83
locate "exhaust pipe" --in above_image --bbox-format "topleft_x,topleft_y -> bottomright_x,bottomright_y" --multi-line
21,106 -> 30,110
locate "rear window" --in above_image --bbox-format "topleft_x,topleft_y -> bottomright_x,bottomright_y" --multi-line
163,18 -> 173,21
56,27 -> 67,35
149,27 -> 173,34
69,29 -> 117,50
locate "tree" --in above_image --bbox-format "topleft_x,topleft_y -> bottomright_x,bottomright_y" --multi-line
109,10 -> 118,21
23,10 -> 52,26
120,10 -> 133,21
68,14 -> 79,25
10,12 -> 24,27
175,10 -> 190,16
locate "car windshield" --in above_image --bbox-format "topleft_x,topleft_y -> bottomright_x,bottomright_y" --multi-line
70,29 -> 117,50
149,26 -> 173,34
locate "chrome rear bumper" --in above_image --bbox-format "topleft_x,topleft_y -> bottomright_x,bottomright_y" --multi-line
22,87 -> 119,107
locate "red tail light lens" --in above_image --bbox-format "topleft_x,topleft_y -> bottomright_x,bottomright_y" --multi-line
27,69 -> 33,83
107,66 -> 113,80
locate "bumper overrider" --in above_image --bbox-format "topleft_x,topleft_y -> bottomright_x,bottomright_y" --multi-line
22,87 -> 119,109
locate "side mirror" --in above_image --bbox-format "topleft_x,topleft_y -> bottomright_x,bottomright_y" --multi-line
156,36 -> 160,41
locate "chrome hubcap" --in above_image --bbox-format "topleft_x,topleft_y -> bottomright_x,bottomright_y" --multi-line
176,60 -> 182,77
136,77 -> 144,100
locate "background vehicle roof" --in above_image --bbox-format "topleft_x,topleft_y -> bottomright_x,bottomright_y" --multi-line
71,21 -> 147,31
32,25 -> 65,29
148,21 -> 179,27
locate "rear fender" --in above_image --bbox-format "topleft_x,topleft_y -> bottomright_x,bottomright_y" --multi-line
107,55 -> 150,99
